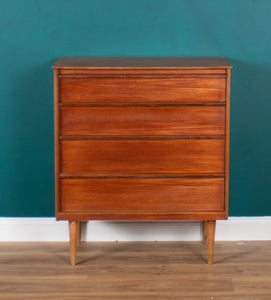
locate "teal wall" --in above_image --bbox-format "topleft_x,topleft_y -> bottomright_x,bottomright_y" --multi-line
0,0 -> 271,217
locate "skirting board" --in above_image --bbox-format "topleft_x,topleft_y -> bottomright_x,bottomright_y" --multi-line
0,217 -> 271,242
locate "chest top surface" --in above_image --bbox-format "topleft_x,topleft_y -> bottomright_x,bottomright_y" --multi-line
52,57 -> 232,69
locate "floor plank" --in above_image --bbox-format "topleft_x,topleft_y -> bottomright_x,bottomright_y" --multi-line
0,241 -> 271,299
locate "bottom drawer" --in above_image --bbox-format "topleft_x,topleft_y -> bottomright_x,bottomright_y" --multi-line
60,178 -> 224,212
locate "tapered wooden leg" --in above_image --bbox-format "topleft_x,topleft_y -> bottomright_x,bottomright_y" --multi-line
203,221 -> 209,242
207,220 -> 216,264
69,221 -> 78,266
76,221 -> 81,245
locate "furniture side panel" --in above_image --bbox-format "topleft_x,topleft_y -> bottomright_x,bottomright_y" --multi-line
54,70 -> 60,215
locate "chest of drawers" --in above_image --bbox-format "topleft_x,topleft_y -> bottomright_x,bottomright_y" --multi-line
53,57 -> 232,265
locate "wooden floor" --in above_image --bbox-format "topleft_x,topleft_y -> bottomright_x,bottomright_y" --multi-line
0,241 -> 271,299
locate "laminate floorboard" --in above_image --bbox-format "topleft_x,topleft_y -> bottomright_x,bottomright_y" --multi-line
0,241 -> 271,299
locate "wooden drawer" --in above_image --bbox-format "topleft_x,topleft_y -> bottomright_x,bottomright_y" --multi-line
60,106 -> 225,136
60,178 -> 224,212
60,139 -> 224,174
59,77 -> 226,103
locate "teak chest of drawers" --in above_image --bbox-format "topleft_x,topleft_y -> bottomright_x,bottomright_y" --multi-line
53,57 -> 232,265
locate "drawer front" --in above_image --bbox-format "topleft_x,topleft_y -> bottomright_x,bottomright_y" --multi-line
60,106 -> 225,136
59,77 -> 226,103
60,178 -> 224,212
60,139 -> 224,174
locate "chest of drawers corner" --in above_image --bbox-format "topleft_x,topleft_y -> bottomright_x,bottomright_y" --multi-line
53,57 -> 232,265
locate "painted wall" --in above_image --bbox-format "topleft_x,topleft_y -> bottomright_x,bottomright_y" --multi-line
0,0 -> 270,217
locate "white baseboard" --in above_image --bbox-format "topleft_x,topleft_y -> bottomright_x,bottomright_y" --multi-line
0,217 -> 271,242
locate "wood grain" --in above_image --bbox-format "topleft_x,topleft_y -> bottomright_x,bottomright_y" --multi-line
0,241 -> 270,299
56,211 -> 227,221
54,70 -> 60,217
208,220 -> 216,264
203,220 -> 209,241
53,57 -> 231,265
60,106 -> 225,136
76,221 -> 81,245
59,77 -> 226,103
69,221 -> 77,266
60,178 -> 224,212
224,69 -> 231,217
59,69 -> 227,75
60,139 -> 224,174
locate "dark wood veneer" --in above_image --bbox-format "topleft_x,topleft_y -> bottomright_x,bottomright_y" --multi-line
53,57 -> 232,265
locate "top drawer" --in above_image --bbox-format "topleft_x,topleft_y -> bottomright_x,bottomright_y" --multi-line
59,77 -> 226,103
